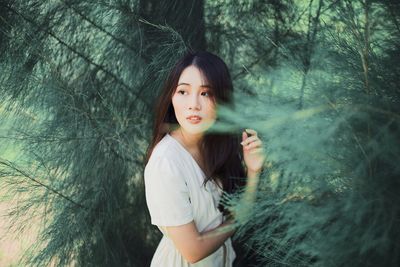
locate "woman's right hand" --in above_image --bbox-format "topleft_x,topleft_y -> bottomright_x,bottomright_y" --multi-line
241,129 -> 266,178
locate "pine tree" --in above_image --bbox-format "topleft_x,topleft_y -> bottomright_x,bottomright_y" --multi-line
0,1 -> 200,266
1,1 -> 399,266
221,0 -> 400,266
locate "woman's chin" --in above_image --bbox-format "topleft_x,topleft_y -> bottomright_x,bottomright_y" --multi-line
182,123 -> 214,135
183,128 -> 206,135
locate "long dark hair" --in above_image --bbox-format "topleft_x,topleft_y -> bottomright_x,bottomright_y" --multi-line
145,50 -> 246,208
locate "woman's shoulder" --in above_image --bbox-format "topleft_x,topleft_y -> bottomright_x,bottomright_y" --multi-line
147,134 -> 179,160
145,134 -> 183,174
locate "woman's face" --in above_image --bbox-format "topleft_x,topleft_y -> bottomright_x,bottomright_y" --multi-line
172,65 -> 217,135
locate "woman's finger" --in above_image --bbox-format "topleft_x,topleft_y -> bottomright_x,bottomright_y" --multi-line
245,128 -> 258,137
244,140 -> 262,150
249,148 -> 264,154
242,131 -> 248,142
240,135 -> 259,146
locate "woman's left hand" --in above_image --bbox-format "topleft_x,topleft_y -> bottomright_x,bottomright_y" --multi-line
241,129 -> 266,175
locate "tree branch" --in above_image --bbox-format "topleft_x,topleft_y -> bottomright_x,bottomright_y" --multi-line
0,158 -> 87,209
60,0 -> 150,62
2,4 -> 150,107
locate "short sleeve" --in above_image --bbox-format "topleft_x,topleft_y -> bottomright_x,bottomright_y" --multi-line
144,156 -> 193,227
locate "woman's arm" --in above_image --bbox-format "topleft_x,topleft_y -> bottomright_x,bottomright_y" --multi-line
243,169 -> 260,202
162,170 -> 260,264
162,129 -> 265,263
162,218 -> 235,264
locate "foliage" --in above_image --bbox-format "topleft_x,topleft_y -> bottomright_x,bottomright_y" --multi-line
0,0 -> 399,266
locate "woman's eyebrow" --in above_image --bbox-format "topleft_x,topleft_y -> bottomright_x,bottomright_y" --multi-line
177,82 -> 211,88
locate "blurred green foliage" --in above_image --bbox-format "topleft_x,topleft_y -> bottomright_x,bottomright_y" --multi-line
0,0 -> 399,266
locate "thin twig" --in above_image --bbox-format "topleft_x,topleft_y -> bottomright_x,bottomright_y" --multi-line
0,158 -> 86,209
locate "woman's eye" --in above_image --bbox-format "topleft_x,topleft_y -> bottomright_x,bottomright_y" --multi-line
177,90 -> 187,95
201,92 -> 210,97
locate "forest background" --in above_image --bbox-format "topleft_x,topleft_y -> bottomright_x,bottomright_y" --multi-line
0,0 -> 399,266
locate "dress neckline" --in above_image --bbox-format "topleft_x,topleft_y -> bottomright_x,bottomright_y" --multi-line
166,133 -> 224,191
166,133 -> 207,177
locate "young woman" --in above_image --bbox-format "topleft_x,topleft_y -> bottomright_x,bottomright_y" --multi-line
144,51 -> 265,267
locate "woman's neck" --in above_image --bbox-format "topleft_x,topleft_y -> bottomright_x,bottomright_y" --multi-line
170,128 -> 206,174
170,128 -> 203,152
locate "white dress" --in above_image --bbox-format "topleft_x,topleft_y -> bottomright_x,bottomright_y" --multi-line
144,133 -> 236,267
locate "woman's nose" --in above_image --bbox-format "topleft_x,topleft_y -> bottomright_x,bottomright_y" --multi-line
189,95 -> 201,110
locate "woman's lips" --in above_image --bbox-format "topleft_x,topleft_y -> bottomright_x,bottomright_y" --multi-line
186,116 -> 202,124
